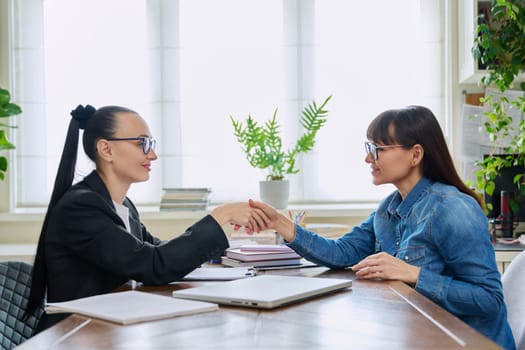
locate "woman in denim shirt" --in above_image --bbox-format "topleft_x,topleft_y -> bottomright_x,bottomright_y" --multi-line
250,106 -> 516,349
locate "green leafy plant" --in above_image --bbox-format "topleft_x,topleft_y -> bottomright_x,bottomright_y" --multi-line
472,0 -> 525,213
0,87 -> 22,181
230,95 -> 331,181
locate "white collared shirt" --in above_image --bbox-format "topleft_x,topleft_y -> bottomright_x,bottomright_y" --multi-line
113,200 -> 131,233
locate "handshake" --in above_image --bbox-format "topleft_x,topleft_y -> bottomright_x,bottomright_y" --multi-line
210,199 -> 297,242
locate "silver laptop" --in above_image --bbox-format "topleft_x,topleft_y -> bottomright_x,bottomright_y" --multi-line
172,275 -> 352,309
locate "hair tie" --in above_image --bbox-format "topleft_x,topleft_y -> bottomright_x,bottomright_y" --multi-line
70,104 -> 96,130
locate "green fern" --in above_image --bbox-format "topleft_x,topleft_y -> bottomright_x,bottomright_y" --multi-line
230,95 -> 331,180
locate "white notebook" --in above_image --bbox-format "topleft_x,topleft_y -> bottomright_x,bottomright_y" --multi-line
172,275 -> 352,309
182,266 -> 256,280
45,290 -> 218,325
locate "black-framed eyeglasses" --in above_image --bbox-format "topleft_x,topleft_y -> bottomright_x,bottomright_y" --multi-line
364,141 -> 404,161
106,137 -> 157,154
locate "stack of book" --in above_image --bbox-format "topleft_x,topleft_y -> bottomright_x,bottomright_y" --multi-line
221,244 -> 302,268
160,188 -> 211,211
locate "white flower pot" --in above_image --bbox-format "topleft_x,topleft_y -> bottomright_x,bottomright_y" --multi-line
259,179 -> 290,209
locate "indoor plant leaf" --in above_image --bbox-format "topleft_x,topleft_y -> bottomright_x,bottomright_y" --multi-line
230,95 -> 332,180
0,130 -> 15,150
0,87 -> 22,180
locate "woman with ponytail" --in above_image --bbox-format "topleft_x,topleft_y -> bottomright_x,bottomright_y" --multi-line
27,105 -> 268,332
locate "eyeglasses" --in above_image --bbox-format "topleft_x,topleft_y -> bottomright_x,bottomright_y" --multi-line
364,141 -> 404,161
106,137 -> 157,154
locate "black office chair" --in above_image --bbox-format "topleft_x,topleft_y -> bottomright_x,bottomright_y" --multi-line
0,261 -> 43,350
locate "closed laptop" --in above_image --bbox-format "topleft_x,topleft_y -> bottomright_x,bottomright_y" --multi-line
172,275 -> 352,309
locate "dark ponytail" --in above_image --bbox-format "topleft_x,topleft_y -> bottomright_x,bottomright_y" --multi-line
26,105 -> 136,317
26,105 -> 95,317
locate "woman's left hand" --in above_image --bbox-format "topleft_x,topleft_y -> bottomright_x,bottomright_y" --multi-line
351,252 -> 420,285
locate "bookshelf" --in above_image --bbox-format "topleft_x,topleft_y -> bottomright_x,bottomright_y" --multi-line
458,0 -> 525,85
458,0 -> 492,84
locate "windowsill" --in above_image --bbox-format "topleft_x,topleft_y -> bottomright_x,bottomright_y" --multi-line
0,202 -> 377,222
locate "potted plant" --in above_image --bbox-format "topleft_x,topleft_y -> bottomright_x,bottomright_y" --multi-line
230,95 -> 331,208
472,0 -> 525,221
0,87 -> 22,180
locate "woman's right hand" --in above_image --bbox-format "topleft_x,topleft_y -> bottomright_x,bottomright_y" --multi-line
248,199 -> 296,242
210,202 -> 269,233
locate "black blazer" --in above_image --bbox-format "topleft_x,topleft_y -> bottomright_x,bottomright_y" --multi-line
38,171 -> 228,331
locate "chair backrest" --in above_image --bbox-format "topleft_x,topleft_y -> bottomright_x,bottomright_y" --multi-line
502,250 -> 525,350
0,261 -> 43,350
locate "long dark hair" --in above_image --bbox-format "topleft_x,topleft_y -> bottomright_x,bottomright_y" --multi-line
366,105 -> 482,207
26,105 -> 135,317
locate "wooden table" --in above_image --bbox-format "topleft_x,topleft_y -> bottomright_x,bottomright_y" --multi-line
18,267 -> 500,349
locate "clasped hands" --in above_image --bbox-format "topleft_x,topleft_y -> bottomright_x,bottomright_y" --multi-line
351,252 -> 420,285
211,199 -> 292,237
210,199 -> 272,234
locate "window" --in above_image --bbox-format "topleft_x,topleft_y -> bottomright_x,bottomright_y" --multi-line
43,0 -> 154,203
171,0 -> 284,202
311,0 -> 438,200
9,0 -> 442,209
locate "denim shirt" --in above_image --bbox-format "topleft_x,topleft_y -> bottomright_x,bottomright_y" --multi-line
289,177 -> 516,349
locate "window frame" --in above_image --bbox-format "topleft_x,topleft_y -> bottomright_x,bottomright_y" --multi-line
1,0 -> 455,213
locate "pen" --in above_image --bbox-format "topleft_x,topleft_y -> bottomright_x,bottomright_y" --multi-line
294,211 -> 306,225
209,257 -> 222,264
